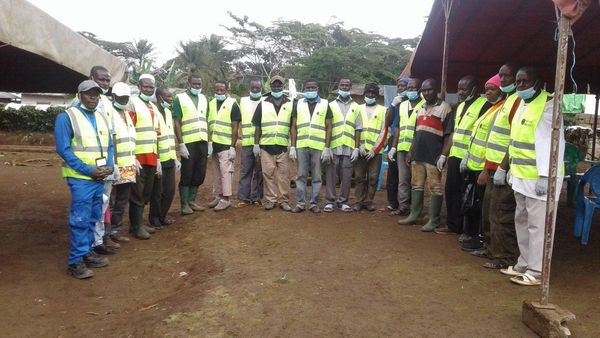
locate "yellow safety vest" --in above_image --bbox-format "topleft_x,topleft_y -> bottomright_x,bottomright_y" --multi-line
485,93 -> 522,164
466,101 -> 504,171
360,104 -> 386,154
131,97 -> 159,155
449,97 -> 487,159
177,92 -> 208,144
240,97 -> 261,146
397,99 -> 425,152
157,107 -> 177,162
260,101 -> 293,147
296,99 -> 329,151
61,107 -> 110,180
329,100 -> 360,149
208,97 -> 237,145
112,108 -> 136,168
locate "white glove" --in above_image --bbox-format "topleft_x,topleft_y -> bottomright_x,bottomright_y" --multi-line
135,159 -> 142,175
289,146 -> 297,160
253,144 -> 261,157
175,159 -> 181,172
228,146 -> 236,162
388,147 -> 396,162
365,150 -> 375,160
493,168 -> 507,186
535,176 -> 548,196
507,169 -> 512,186
391,95 -> 403,107
207,141 -> 213,157
321,147 -> 333,163
350,148 -> 360,162
359,144 -> 367,157
156,161 -> 162,177
179,143 -> 190,159
459,157 -> 468,173
112,164 -> 120,181
436,155 -> 447,172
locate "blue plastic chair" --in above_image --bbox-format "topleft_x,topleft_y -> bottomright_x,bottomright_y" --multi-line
573,164 -> 600,245
377,147 -> 390,191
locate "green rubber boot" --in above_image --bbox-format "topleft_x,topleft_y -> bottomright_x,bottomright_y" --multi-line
398,190 -> 424,225
130,205 -> 151,240
421,194 -> 443,232
188,186 -> 205,211
180,186 -> 193,215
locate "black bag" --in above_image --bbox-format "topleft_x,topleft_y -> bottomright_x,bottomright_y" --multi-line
460,182 -> 476,215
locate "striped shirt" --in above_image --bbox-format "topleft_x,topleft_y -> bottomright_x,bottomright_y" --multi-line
411,99 -> 453,165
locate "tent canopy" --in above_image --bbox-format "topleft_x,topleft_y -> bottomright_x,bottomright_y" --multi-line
0,0 -> 127,93
403,0 -> 600,93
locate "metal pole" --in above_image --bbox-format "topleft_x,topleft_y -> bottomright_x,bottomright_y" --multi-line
592,94 -> 599,161
540,14 -> 570,306
440,0 -> 453,100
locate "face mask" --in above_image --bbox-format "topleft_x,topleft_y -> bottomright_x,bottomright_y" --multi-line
139,93 -> 153,102
338,90 -> 351,98
364,97 -> 376,105
304,91 -> 318,100
406,91 -> 419,101
250,91 -> 262,99
113,101 -> 127,110
162,101 -> 171,109
271,91 -> 283,99
489,96 -> 502,104
80,103 -> 92,111
465,87 -> 476,102
500,83 -> 516,93
398,91 -> 407,99
190,88 -> 201,95
517,85 -> 537,100
215,94 -> 226,101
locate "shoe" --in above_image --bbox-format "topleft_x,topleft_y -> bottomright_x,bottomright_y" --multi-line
208,197 -> 220,208
389,208 -> 409,216
83,252 -> 109,268
189,202 -> 206,211
110,234 -> 130,243
434,226 -> 456,235
470,249 -> 489,259
179,186 -> 194,215
144,225 -> 157,233
264,201 -> 275,210
279,202 -> 292,212
500,265 -> 525,276
461,236 -> 484,252
365,205 -> 376,212
291,206 -> 305,213
149,216 -> 161,227
482,260 -> 508,269
134,227 -> 151,240
340,204 -> 353,213
237,201 -> 250,208
160,217 -> 175,226
188,186 -> 205,211
398,190 -> 424,225
323,204 -> 334,213
309,205 -> 321,213
93,244 -> 116,256
252,200 -> 263,206
67,262 -> 94,279
458,234 -> 471,243
421,194 -> 443,232
353,204 -> 362,212
105,237 -> 121,249
214,199 -> 231,211
510,273 -> 541,286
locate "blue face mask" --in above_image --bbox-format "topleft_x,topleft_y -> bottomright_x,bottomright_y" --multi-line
271,91 -> 283,99
215,94 -> 226,101
338,90 -> 351,98
139,93 -> 153,102
304,91 -> 318,100
162,101 -> 171,109
190,88 -> 201,95
517,85 -> 537,100
250,91 -> 262,99
398,91 -> 407,99
113,101 -> 127,110
364,97 -> 376,105
406,91 -> 419,101
500,83 -> 516,93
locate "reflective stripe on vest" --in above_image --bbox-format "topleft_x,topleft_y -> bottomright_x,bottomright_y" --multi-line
157,107 -> 177,162
131,97 -> 158,155
329,100 -> 360,149
260,101 -> 292,147
359,104 -> 386,154
240,97 -> 260,146
466,101 -> 503,171
61,107 -> 110,180
485,93 -> 522,164
397,99 -> 425,152
112,108 -> 136,167
208,97 -> 236,145
449,97 -> 488,159
296,99 -> 329,151
178,92 -> 208,144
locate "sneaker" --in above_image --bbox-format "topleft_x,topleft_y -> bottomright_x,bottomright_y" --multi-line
458,234 -> 472,243
264,201 -> 275,210
214,199 -> 231,211
461,236 -> 484,252
365,205 -> 376,212
110,234 -> 130,243
67,262 -> 94,279
189,202 -> 206,211
434,226 -> 456,235
93,244 -> 116,256
309,205 -> 321,213
470,249 -> 489,258
160,217 -> 175,226
353,204 -> 362,212
237,201 -> 251,208
279,202 -> 292,212
252,200 -> 263,206
291,206 -> 305,213
83,252 -> 109,268
105,237 -> 121,249
208,198 -> 220,208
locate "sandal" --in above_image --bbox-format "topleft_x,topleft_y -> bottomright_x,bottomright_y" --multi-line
340,204 -> 353,212
323,204 -> 334,213
500,265 -> 524,276
482,260 -> 508,269
510,273 -> 541,286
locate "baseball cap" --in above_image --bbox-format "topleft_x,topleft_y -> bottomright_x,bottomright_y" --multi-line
112,82 -> 131,97
270,75 -> 284,84
139,73 -> 155,84
78,80 -> 102,93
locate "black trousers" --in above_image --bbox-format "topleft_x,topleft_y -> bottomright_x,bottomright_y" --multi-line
149,165 -> 176,222
444,156 -> 465,233
386,157 -> 399,209
110,182 -> 132,229
463,170 -> 486,237
180,141 -> 208,187
130,164 -> 156,207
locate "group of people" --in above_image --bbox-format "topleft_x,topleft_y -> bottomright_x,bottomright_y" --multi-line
56,63 -> 563,286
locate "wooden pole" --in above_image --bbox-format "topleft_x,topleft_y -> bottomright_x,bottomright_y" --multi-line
440,0 -> 453,100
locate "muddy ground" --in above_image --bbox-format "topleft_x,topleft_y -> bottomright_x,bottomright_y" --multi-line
0,146 -> 599,338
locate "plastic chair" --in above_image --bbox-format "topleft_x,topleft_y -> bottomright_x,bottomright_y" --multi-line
564,142 -> 585,207
377,147 -> 390,191
573,164 -> 600,245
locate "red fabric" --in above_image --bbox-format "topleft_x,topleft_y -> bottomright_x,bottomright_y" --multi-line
129,105 -> 159,166
416,115 -> 443,131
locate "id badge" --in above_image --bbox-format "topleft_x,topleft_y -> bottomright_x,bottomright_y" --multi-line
96,157 -> 107,167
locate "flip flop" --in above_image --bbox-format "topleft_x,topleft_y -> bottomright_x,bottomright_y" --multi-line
340,204 -> 353,212
510,273 -> 541,286
323,204 -> 334,213
500,266 -> 524,276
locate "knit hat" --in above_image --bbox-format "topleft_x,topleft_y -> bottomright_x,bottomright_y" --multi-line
485,74 -> 501,88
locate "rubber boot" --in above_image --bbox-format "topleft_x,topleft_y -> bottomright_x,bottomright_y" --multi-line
179,186 -> 193,215
398,190 -> 424,225
421,194 -> 443,232
188,186 -> 205,211
130,205 -> 151,240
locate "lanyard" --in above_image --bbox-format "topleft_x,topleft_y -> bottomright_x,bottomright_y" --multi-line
78,107 -> 104,158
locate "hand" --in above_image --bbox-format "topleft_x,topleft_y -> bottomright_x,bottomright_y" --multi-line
535,176 -> 548,196
135,159 -> 142,175
459,157 -> 468,173
179,143 -> 190,159
111,164 -> 120,181
253,144 -> 261,157
477,170 -> 489,186
91,166 -> 111,180
156,161 -> 162,177
493,168 -> 507,186
321,147 -> 333,164
289,146 -> 297,160
436,155 -> 447,172
359,144 -> 367,157
388,147 -> 396,162
350,148 -> 360,162
207,142 -> 213,157
365,150 -> 375,160
228,146 -> 236,162
175,159 -> 181,172
391,95 -> 403,107
405,152 -> 412,166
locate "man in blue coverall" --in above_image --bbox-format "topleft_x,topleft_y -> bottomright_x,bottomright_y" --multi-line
55,80 -> 115,279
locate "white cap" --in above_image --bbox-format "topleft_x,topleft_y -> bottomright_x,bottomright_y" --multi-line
112,82 -> 131,97
138,74 -> 155,84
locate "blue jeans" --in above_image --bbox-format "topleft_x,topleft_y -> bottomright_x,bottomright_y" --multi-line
238,146 -> 263,202
66,178 -> 104,265
296,148 -> 322,208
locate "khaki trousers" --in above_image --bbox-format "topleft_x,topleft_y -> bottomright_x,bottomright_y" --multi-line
260,149 -> 290,204
212,150 -> 234,197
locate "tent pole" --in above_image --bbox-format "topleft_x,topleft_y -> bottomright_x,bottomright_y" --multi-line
592,94 -> 599,161
440,0 -> 453,100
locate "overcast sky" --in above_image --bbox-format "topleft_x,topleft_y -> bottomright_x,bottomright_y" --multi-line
27,0 -> 434,64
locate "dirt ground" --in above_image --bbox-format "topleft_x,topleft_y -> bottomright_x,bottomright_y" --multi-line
0,145 -> 599,338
